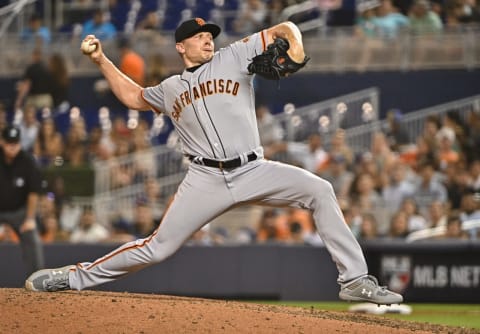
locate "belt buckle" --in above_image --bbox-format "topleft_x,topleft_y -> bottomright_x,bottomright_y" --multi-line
219,161 -> 223,170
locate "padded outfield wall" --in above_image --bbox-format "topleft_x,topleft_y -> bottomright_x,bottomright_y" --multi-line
1,242 -> 480,302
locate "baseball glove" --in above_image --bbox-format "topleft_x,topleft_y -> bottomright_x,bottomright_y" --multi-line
247,38 -> 310,80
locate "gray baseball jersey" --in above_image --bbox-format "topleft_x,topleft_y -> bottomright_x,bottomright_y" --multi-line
68,30 -> 368,290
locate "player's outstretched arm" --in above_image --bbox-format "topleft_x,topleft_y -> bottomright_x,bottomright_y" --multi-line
265,21 -> 306,64
81,35 -> 150,111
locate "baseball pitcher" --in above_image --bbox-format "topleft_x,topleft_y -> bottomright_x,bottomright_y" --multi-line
26,18 -> 402,305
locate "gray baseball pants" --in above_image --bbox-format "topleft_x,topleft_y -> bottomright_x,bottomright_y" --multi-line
69,159 -> 368,290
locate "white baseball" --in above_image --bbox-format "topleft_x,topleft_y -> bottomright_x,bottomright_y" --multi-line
81,40 -> 97,54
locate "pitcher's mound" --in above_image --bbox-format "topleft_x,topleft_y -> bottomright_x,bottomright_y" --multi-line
0,289 -> 472,333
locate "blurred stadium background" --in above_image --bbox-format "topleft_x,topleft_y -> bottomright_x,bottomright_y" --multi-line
0,0 -> 479,303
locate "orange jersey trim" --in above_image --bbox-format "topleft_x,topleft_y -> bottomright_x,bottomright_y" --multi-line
141,88 -> 163,115
260,30 -> 267,51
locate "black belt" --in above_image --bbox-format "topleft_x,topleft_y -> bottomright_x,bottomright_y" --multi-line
188,152 -> 258,169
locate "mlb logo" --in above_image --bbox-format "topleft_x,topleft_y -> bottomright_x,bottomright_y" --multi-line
380,255 -> 412,294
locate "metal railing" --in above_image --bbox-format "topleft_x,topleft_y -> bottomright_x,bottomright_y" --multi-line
276,87 -> 379,142
343,94 -> 480,153
1,24 -> 480,77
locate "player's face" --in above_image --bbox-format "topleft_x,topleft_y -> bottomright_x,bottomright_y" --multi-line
1,141 -> 21,159
177,31 -> 215,67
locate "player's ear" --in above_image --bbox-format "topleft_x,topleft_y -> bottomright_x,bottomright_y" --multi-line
175,42 -> 185,55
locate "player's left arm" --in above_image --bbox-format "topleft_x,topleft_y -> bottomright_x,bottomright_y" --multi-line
265,21 -> 306,64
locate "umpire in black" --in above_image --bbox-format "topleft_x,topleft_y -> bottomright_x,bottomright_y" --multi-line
0,125 -> 44,275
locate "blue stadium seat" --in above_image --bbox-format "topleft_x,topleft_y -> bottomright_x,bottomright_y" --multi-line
110,0 -> 131,32
193,0 -> 215,21
162,0 -> 188,30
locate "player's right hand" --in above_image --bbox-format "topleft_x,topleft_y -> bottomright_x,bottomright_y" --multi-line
81,35 -> 103,64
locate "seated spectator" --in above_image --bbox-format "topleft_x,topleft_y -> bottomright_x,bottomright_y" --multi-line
131,121 -> 156,181
87,126 -> 112,161
20,14 -> 51,47
0,224 -> 19,243
350,172 -> 384,213
426,200 -> 448,228
145,53 -> 168,86
58,198 -> 82,234
358,213 -> 379,240
18,104 -> 40,153
443,110 -> 470,153
256,208 -> 289,243
408,0 -> 443,34
233,0 -> 268,35
412,155 -> 448,215
355,1 -> 381,37
328,128 -> 354,168
231,226 -> 256,245
15,48 -> 54,111
256,104 -> 284,149
140,177 -> 165,221
81,9 -> 117,40
370,131 -> 397,174
110,139 -> 134,189
440,213 -> 469,239
131,199 -> 161,239
275,207 -> 315,238
187,224 -> 226,246
136,10 -> 162,32
382,161 -> 416,217
70,207 -> 110,243
400,197 -> 429,231
342,204 -> 363,239
104,218 -> 136,244
33,117 -> 64,167
444,164 -> 473,210
470,159 -> 480,191
422,114 -> 442,152
265,133 -> 328,173
454,0 -> 480,24
64,117 -> 88,167
383,109 -> 411,152
459,191 -> 480,239
320,153 -> 354,201
118,37 -> 145,86
40,213 -> 70,243
466,110 -> 480,162
36,193 -> 57,228
263,0 -> 287,27
48,53 -> 70,111
400,135 -> 433,168
388,211 -> 410,238
287,222 -> 305,244
373,0 -> 410,38
436,127 -> 460,170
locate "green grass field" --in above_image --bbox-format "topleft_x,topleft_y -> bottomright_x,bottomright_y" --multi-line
261,302 -> 480,330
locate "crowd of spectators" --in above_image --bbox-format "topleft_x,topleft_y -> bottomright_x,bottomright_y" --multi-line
10,0 -> 480,45
256,105 -> 480,245
1,98 -> 479,247
0,0 -> 479,247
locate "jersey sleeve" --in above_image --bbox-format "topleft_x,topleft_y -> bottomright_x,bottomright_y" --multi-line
142,83 -> 166,115
227,30 -> 269,74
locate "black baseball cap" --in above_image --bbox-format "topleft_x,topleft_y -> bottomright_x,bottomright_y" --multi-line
1,125 -> 21,143
175,18 -> 221,43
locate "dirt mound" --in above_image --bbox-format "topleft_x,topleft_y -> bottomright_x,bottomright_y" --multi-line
0,288 -> 475,333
